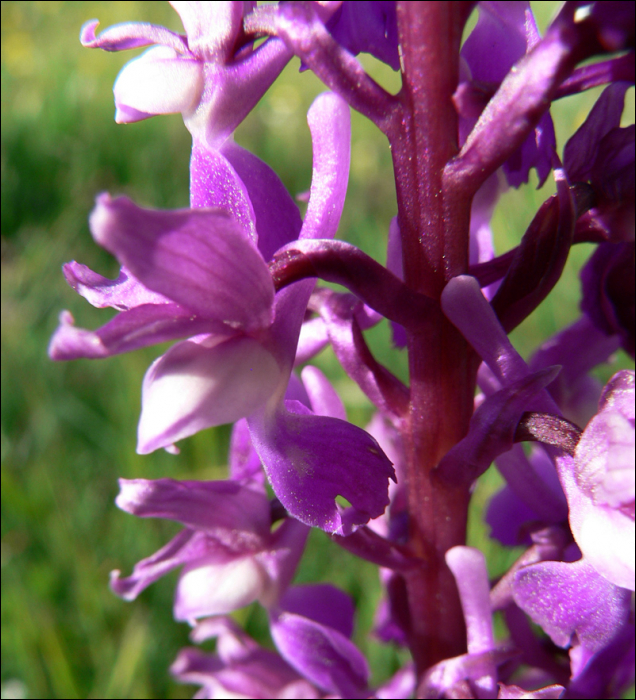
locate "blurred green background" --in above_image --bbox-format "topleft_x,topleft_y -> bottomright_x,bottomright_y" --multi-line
1,2 -> 633,698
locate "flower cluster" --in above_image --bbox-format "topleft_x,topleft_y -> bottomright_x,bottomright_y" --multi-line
51,2 -> 634,698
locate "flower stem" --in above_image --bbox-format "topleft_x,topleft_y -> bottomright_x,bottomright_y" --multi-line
393,1 -> 477,675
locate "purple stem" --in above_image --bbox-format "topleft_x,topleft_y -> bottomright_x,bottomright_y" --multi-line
270,239 -> 435,329
391,1 -> 477,676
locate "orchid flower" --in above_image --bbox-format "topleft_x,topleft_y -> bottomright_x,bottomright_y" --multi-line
52,1 -> 635,697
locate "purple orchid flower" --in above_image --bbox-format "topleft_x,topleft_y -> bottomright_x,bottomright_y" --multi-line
51,1 -> 636,696
50,89 -> 395,535
109,477 -> 309,623
80,2 -> 290,147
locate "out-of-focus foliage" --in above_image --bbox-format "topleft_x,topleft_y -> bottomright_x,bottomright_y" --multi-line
1,2 -> 633,698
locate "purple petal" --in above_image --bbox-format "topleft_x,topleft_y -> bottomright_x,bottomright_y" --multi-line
300,92 -> 351,241
190,35 -> 292,147
446,546 -> 497,698
270,611 -> 369,698
557,371 -> 635,589
599,369 -> 635,420
62,262 -> 170,310
300,365 -> 346,420
317,290 -> 409,418
512,558 -> 631,652
279,584 -> 355,639
498,683 -> 565,699
174,555 -> 268,623
248,401 -> 395,535
468,173 -> 499,271
255,518 -> 310,607
326,1 -> 400,71
564,82 -> 630,182
114,477 -> 271,543
89,194 -> 274,328
488,444 -> 568,543
48,305 -> 221,360
462,3 -> 535,85
557,453 -> 635,591
221,140 -> 302,261
461,2 -> 556,187
189,142 -> 256,235
486,480 -> 547,547
376,663 -> 416,699
294,316 -> 330,364
228,418 -> 265,485
491,166 -> 575,333
171,1 -> 244,61
566,619 -> 635,699
138,334 -> 282,454
110,528 -> 229,600
442,275 -> 529,384
80,18 -> 189,53
581,242 -> 635,358
171,620 -> 308,698
113,46 -> 203,123
528,315 -> 620,426
576,401 -> 634,510
421,647 -> 518,699
330,526 -> 419,571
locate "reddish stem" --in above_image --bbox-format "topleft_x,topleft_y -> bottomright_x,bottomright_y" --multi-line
392,1 -> 478,676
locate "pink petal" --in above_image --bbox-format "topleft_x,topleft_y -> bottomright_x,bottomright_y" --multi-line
89,194 -> 274,329
138,334 -> 282,454
113,46 -> 203,122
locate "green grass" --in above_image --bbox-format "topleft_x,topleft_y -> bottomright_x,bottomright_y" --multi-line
2,2 -> 633,698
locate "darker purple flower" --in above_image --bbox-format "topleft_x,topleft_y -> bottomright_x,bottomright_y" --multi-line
565,82 -> 635,244
326,1 -> 400,71
581,241 -> 635,358
459,1 -> 556,187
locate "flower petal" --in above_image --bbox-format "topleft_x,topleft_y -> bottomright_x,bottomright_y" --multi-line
89,194 -> 274,328
138,334 -> 283,454
564,82 -> 630,182
115,478 -> 271,543
220,140 -> 302,260
62,262 -> 170,310
436,367 -> 561,486
113,46 -> 203,122
189,141 -> 257,238
110,528 -> 227,601
512,558 -> 631,652
300,365 -> 346,420
175,555 -> 268,623
171,1 -> 244,60
446,547 -> 497,697
48,305 -> 221,360
248,400 -> 395,535
279,584 -> 355,639
300,92 -> 351,241
270,611 -> 369,698
80,18 -> 189,53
